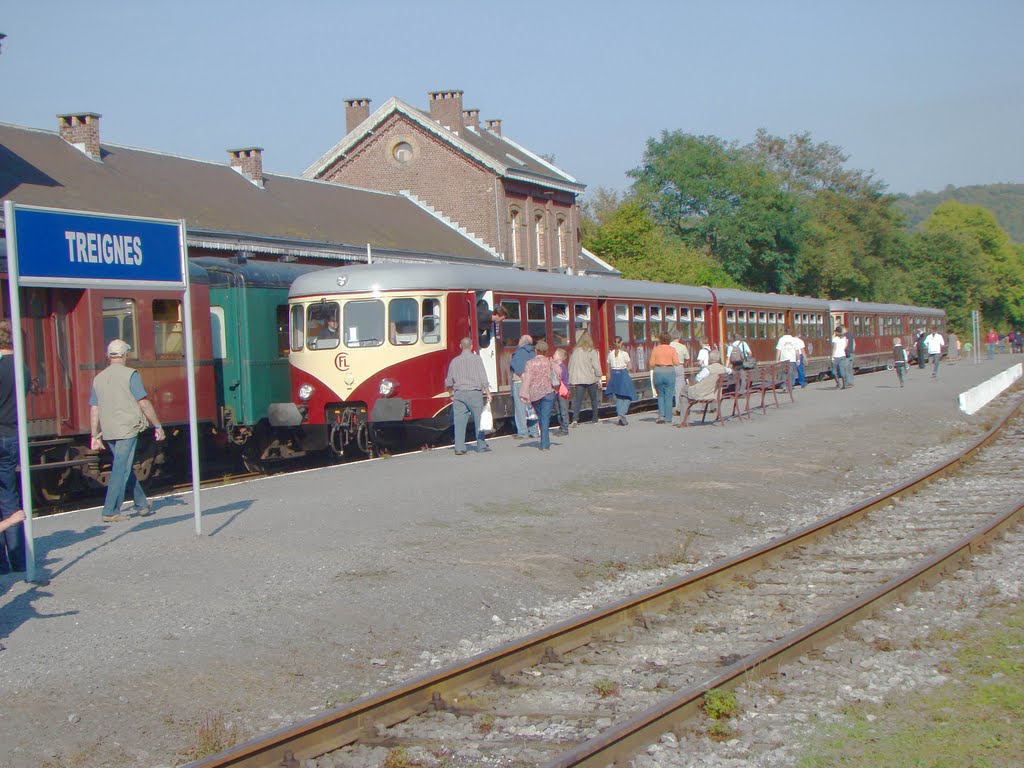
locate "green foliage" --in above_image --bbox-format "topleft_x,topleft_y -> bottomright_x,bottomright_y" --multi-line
904,230 -> 987,332
703,688 -> 740,720
923,201 -> 1024,328
592,678 -> 620,698
628,131 -> 804,293
896,183 -> 1024,244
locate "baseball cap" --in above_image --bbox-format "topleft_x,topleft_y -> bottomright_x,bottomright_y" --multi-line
107,339 -> 131,357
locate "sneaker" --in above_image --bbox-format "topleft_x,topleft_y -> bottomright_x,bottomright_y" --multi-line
570,421 -> 579,428
656,418 -> 665,424
479,446 -> 492,453
454,450 -> 466,455
137,505 -> 155,517
101,514 -> 127,523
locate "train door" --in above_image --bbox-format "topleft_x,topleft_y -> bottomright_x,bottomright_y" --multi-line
831,312 -> 845,332
23,288 -> 58,437
447,291 -> 473,361
474,290 -> 498,394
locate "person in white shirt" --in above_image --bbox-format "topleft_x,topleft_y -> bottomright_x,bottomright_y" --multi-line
696,339 -> 711,368
776,328 -> 805,389
669,330 -> 690,418
830,327 -> 848,389
924,331 -> 945,378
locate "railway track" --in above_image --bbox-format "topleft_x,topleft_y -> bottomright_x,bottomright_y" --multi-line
188,396 -> 1024,768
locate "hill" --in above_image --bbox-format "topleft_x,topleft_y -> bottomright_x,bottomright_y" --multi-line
895,183 -> 1024,243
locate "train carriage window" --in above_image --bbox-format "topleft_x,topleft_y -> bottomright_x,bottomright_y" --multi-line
421,298 -> 441,344
737,310 -> 747,338
552,302 -> 570,346
341,300 -> 383,348
693,308 -> 705,341
388,298 -> 419,346
527,301 -> 546,343
102,298 -> 137,358
650,306 -> 662,336
632,305 -> 647,342
726,309 -> 736,340
574,303 -> 591,338
679,307 -> 692,340
308,301 -> 342,350
210,307 -> 226,359
614,304 -> 629,342
153,299 -> 184,358
276,306 -> 290,357
665,306 -> 677,337
500,300 -> 521,348
290,305 -> 305,351
853,316 -> 861,331
757,311 -> 767,339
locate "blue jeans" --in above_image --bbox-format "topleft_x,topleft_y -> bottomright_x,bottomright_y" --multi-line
103,435 -> 148,517
0,433 -> 25,571
615,396 -> 630,419
831,358 -> 845,387
533,393 -> 555,449
512,380 -> 538,437
653,367 -> 675,421
452,390 -> 486,452
930,353 -> 941,376
986,342 -> 996,360
842,357 -> 854,387
795,358 -> 806,387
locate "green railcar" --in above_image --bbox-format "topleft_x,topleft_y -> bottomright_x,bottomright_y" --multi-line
195,256 -> 323,471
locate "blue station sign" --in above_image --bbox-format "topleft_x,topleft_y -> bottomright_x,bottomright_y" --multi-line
10,205 -> 185,288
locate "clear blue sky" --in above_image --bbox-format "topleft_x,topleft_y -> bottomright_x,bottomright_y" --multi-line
3,0 -> 1022,198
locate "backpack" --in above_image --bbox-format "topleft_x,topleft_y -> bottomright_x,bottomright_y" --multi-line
729,343 -> 745,365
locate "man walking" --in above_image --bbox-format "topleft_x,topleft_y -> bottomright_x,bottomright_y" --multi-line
90,340 -> 164,523
925,329 -> 945,378
775,327 -> 805,390
445,337 -> 492,455
510,335 -> 538,439
0,320 -> 26,573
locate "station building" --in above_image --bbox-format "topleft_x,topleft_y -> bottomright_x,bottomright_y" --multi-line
304,89 -> 612,275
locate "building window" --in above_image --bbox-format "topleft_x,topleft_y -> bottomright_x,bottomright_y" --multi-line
387,136 -> 419,167
534,212 -> 546,268
509,208 -> 522,266
555,217 -> 566,269
393,142 -> 413,163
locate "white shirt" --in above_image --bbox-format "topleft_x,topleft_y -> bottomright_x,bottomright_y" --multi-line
925,333 -> 945,355
607,349 -> 630,370
669,340 -> 689,364
697,345 -> 711,367
831,336 -> 848,359
776,334 -> 804,363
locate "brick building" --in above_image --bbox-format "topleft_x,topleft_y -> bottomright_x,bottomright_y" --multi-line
305,89 -> 612,274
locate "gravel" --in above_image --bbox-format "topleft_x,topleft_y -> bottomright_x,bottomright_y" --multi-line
0,357 -> 1019,767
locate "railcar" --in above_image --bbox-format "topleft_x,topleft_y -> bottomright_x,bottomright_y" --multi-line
281,263 -> 944,456
195,256 -> 325,471
828,300 -> 947,373
0,260 -> 217,501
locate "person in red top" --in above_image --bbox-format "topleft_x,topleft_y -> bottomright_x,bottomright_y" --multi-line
985,328 -> 999,360
649,333 -> 680,424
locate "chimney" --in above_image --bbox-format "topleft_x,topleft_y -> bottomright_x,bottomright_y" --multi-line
228,147 -> 265,188
344,98 -> 371,133
462,109 -> 480,130
57,112 -> 102,160
428,89 -> 464,131
485,119 -> 502,136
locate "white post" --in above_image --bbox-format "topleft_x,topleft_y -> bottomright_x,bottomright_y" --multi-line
3,200 -> 38,583
179,222 -> 203,535
366,243 -> 372,265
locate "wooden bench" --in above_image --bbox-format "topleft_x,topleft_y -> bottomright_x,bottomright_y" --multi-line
680,375 -> 728,427
745,362 -> 794,416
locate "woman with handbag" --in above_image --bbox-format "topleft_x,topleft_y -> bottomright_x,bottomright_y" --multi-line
520,340 -> 559,450
552,348 -> 571,435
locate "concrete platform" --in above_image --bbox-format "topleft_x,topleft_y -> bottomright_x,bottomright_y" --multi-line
0,355 -> 1020,767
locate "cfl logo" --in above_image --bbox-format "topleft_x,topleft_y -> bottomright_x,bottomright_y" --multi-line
334,353 -> 349,371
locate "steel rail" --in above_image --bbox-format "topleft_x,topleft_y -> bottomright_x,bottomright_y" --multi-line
186,395 -> 1023,768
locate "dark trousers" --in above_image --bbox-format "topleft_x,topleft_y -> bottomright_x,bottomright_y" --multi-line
0,433 -> 25,572
571,382 -> 600,423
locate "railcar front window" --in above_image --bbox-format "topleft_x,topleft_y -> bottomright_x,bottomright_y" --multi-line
389,298 -> 419,345
290,305 -> 305,351
102,298 -> 137,358
500,300 -> 521,348
422,298 -> 441,344
308,301 -> 342,350
342,300 -> 383,348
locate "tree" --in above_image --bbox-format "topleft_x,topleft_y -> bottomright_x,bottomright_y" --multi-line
629,131 -> 804,293
923,201 -> 1024,328
904,230 -> 986,333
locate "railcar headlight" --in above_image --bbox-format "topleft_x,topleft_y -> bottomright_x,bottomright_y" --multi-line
298,383 -> 315,401
379,378 -> 398,397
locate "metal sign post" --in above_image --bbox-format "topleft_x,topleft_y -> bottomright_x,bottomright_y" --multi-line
3,202 -> 204,582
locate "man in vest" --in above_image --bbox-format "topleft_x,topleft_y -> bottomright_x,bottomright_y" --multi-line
90,339 -> 165,523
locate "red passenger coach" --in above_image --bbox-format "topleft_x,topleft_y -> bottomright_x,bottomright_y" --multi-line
0,262 -> 216,501
828,300 -> 946,371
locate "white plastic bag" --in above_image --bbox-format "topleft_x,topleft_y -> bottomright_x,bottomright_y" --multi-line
479,402 -> 494,433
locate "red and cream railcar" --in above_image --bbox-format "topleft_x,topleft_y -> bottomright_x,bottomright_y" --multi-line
828,300 -> 946,372
0,263 -> 216,500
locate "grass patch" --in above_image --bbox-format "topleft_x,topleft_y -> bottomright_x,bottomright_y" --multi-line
795,603 -> 1024,768
178,712 -> 244,762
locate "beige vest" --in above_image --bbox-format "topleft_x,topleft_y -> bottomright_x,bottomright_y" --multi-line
93,365 -> 148,440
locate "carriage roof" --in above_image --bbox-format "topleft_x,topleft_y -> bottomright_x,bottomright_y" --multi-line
828,299 -> 945,317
